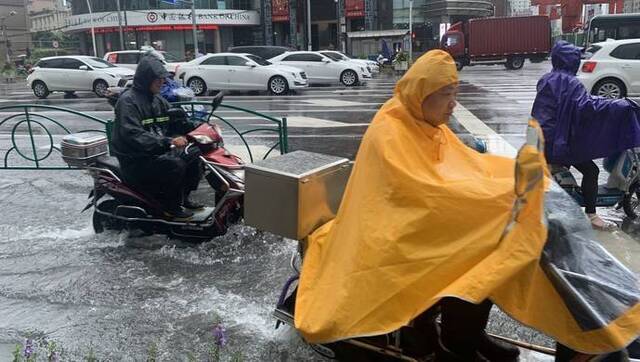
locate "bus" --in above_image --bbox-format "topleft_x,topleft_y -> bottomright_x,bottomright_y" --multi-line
586,13 -> 640,47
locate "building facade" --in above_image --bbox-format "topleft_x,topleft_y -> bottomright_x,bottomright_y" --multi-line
1,0 -> 30,63
624,0 -> 640,13
64,0 -> 262,58
508,0 -> 532,15
263,0 -> 496,57
28,0 -> 70,33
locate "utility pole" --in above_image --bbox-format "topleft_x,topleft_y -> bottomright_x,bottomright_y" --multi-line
306,0 -> 312,50
191,0 -> 198,56
86,0 -> 97,56
408,0 -> 413,63
116,0 -> 125,50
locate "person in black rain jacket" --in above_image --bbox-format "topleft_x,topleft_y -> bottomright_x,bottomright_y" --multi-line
111,53 -> 202,219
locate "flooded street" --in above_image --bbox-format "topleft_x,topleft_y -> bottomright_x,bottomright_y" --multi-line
1,66 -> 640,360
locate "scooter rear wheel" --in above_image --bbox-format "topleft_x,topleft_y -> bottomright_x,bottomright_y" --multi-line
622,182 -> 640,219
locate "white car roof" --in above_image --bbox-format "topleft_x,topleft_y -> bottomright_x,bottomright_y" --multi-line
40,55 -> 98,61
203,52 -> 252,57
592,38 -> 640,48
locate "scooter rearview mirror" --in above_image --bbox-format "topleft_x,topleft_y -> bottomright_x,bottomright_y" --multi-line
210,92 -> 224,112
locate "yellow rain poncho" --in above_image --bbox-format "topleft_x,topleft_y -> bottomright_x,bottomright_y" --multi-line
294,50 -> 640,354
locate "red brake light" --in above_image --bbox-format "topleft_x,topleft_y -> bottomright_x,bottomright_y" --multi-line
582,61 -> 597,73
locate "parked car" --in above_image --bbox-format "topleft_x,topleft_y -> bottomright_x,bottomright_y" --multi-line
27,56 -> 134,99
320,50 -> 380,74
103,50 -> 184,74
228,46 -> 294,61
177,53 -> 308,96
269,51 -> 368,86
578,39 -> 640,99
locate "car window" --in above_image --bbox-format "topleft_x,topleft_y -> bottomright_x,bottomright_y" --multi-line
303,53 -> 325,62
226,56 -> 248,66
282,54 -> 307,62
85,57 -> 117,68
200,56 -> 225,65
106,53 -> 118,63
161,52 -> 181,62
610,43 -> 640,60
246,54 -> 271,66
584,45 -> 601,59
333,52 -> 349,60
44,58 -> 66,68
62,59 -> 85,69
117,53 -> 139,64
321,52 -> 342,61
35,59 -> 49,68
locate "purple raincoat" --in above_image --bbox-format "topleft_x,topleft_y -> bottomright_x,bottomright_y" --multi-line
531,41 -> 640,165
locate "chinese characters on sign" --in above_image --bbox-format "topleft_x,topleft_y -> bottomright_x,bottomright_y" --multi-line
272,0 -> 290,22
345,0 -> 365,18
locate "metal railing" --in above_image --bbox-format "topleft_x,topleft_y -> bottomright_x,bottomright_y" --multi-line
0,103 -> 288,170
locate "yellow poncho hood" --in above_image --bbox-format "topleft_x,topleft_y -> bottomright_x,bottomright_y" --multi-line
294,50 -> 640,354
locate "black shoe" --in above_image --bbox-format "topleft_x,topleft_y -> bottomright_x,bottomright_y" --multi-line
183,198 -> 204,210
164,207 -> 194,220
477,333 -> 520,362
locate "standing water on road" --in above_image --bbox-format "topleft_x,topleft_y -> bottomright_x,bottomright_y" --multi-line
0,170 -> 324,360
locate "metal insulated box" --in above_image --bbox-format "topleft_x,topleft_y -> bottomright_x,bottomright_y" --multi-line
61,132 -> 108,167
244,151 -> 352,240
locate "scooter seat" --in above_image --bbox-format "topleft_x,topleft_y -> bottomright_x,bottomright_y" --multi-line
94,156 -> 123,178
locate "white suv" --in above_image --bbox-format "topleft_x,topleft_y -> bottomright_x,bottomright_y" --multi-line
104,50 -> 184,74
578,39 -> 640,99
27,56 -> 134,98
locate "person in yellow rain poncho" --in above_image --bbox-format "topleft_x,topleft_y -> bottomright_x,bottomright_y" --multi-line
294,49 -> 640,360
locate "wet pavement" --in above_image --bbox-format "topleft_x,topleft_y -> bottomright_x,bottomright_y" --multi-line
1,62 -> 639,360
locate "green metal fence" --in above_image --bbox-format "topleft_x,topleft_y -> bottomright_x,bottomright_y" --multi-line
0,103 -> 288,170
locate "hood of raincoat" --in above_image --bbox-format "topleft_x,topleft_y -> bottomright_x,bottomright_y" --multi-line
133,54 -> 169,94
294,49 -> 640,353
532,41 -> 640,164
394,50 -> 458,120
551,41 -> 581,75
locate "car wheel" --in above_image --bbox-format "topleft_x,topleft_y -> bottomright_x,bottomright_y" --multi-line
593,78 -> 626,99
269,75 -> 289,95
187,77 -> 207,96
505,56 -> 524,70
455,59 -> 464,71
32,80 -> 49,99
341,70 -> 359,87
93,80 -> 109,97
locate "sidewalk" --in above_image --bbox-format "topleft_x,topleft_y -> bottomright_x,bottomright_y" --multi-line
0,79 -> 29,96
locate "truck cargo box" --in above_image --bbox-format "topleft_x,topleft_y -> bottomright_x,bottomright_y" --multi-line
468,16 -> 551,57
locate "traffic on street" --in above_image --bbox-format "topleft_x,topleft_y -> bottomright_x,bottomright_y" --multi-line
2,6 -> 640,360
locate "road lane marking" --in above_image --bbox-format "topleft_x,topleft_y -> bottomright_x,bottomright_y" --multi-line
453,103 -> 518,158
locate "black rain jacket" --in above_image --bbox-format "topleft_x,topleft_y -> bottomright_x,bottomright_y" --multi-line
111,54 -> 172,164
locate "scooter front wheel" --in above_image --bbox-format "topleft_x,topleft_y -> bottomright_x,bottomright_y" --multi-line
622,182 -> 640,219
93,211 -> 105,233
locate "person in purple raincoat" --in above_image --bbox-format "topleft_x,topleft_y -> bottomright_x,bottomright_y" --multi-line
532,41 -> 640,229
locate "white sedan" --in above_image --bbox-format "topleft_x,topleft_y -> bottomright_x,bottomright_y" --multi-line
104,50 -> 184,74
320,50 -> 380,74
578,39 -> 640,99
178,53 -> 308,96
269,51 -> 368,87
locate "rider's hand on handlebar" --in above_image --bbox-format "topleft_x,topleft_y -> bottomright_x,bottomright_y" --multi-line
171,136 -> 188,148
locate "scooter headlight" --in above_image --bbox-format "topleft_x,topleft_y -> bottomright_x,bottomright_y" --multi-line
192,135 -> 214,144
